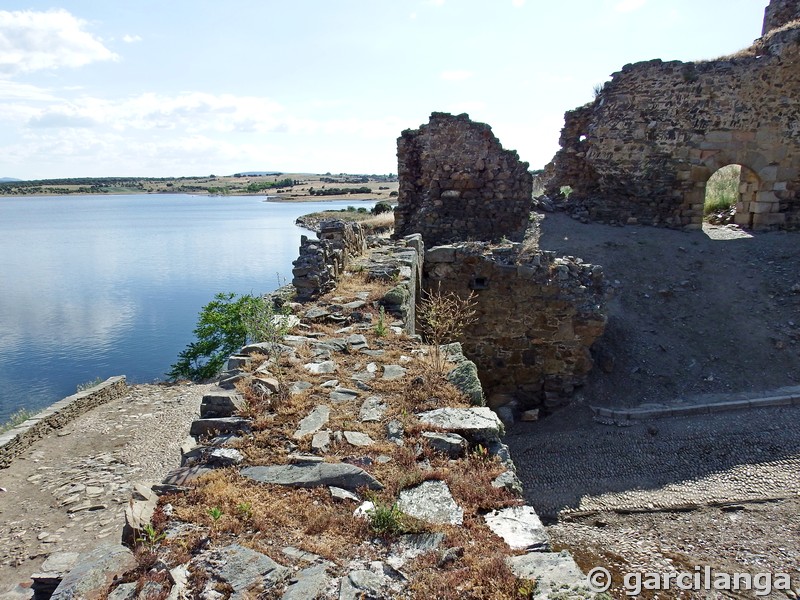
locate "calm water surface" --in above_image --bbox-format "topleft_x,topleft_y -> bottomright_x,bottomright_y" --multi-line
0,194 -> 373,422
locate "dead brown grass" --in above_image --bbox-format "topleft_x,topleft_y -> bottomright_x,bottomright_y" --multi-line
170,469 -> 370,564
152,261 -> 531,598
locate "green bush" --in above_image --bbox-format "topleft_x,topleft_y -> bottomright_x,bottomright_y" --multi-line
168,292 -> 288,381
372,201 -> 393,215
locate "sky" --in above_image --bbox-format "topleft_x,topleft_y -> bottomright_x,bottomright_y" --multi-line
0,0 -> 770,179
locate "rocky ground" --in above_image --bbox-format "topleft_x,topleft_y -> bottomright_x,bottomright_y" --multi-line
504,212 -> 800,598
0,382 -> 210,597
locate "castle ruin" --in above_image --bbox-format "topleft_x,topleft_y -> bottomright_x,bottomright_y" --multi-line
544,0 -> 800,230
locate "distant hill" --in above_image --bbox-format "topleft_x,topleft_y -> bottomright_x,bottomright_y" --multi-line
0,177 -> 21,183
233,171 -> 282,177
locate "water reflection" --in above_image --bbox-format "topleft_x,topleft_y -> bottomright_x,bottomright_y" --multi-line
0,195 -> 374,422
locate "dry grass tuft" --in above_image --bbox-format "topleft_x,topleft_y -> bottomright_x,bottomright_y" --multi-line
169,469 -> 370,563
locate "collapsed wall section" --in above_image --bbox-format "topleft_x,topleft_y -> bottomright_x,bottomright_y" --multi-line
394,112 -> 533,245
424,243 -> 607,409
291,220 -> 366,300
545,16 -> 800,230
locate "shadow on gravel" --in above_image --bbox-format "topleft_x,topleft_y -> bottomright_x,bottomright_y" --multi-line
504,402 -> 800,521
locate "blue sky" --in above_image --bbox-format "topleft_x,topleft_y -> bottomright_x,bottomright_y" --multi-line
0,1 -> 769,179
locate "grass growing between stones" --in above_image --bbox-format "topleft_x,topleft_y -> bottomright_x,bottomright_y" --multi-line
138,264 -> 537,599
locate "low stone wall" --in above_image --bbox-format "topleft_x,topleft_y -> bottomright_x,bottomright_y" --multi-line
362,234 -> 424,335
291,219 -> 366,300
0,376 -> 127,468
424,243 -> 608,409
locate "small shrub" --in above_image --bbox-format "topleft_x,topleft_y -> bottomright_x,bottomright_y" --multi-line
136,523 -> 166,550
374,306 -> 388,337
418,284 -> 478,372
367,501 -> 408,537
372,201 -> 393,215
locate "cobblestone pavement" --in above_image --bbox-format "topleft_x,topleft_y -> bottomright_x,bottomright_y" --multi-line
0,382 -> 209,595
505,401 -> 800,520
505,402 -> 800,598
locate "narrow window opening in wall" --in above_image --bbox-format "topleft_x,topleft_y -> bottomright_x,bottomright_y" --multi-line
469,276 -> 489,290
703,164 -> 759,228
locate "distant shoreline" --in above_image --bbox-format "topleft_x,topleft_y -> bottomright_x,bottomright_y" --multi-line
0,173 -> 399,202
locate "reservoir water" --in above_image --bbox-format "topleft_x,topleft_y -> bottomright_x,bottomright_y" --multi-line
0,194 -> 373,423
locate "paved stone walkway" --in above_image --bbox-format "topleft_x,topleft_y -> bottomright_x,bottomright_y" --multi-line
0,382 -> 208,596
505,401 -> 800,519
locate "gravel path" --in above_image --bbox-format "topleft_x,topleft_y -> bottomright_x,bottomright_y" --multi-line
0,381 -> 209,596
505,402 -> 800,598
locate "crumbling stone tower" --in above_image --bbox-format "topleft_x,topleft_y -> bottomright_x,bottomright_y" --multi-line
393,112 -> 533,245
545,0 -> 800,230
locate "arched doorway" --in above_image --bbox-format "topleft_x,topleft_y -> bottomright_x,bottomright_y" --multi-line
703,164 -> 759,227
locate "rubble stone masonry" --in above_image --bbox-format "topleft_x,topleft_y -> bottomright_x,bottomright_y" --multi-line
424,243 -> 607,409
394,112 -> 533,245
546,1 -> 800,230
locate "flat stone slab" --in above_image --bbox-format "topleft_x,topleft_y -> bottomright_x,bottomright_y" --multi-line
330,388 -> 360,402
416,407 -> 503,443
359,396 -> 387,422
339,569 -> 385,600
241,463 -> 383,491
161,465 -> 214,487
282,564 -> 330,600
293,405 -> 330,439
382,364 -> 407,380
398,480 -> 463,525
343,431 -> 375,447
422,432 -> 466,458
507,551 -> 593,600
303,360 -> 337,374
211,544 -> 290,598
208,447 -> 244,466
346,334 -> 369,350
51,544 -> 136,600
311,430 -> 331,453
189,417 -> 252,438
484,505 -> 549,551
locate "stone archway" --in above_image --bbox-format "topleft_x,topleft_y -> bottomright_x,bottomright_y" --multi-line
702,164 -> 760,227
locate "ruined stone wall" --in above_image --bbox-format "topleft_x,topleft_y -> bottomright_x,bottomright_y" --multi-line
763,0 -> 800,35
0,376 -> 127,468
291,220 -> 366,300
546,17 -> 800,230
394,112 -> 533,245
424,243 -> 607,409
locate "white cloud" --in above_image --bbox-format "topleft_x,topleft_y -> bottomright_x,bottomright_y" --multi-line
0,9 -> 118,74
0,80 -> 55,101
614,0 -> 646,13
440,69 -> 474,81
18,92 -> 287,134
428,0 -> 446,6
0,89 -> 404,176
512,0 -> 526,7
122,34 -> 142,43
